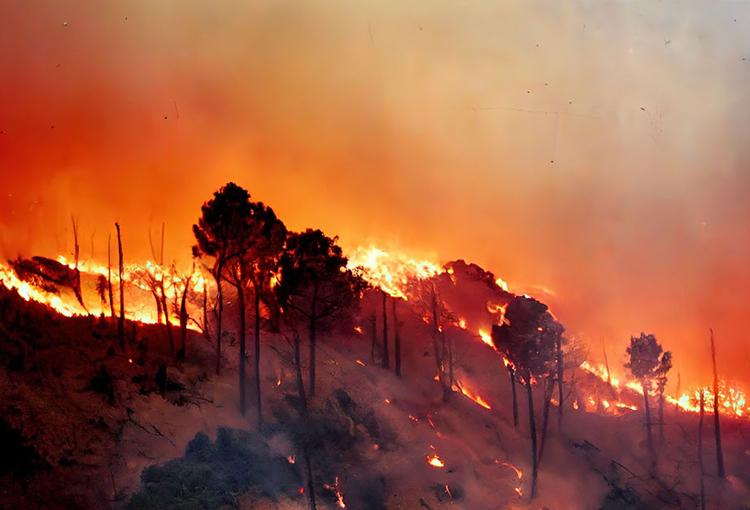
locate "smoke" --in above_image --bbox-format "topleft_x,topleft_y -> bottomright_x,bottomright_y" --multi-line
1,0 -> 749,388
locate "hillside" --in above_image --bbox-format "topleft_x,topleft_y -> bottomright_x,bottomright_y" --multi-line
1,283 -> 749,510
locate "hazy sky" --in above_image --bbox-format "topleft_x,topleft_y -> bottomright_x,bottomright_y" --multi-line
1,0 -> 749,388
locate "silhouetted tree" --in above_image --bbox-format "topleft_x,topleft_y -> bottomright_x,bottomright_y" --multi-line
381,291 -> 390,370
655,351 -> 672,442
107,233 -> 115,318
234,201 -> 286,426
710,328 -> 725,478
171,262 -> 196,361
393,297 -> 402,377
275,229 -> 365,396
407,276 -> 454,401
148,224 -> 174,354
624,332 -> 670,456
116,222 -> 125,350
492,295 -> 558,500
698,390 -> 706,510
538,315 -> 566,462
193,183 -> 253,376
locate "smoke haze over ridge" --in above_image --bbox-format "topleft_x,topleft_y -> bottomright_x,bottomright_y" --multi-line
1,0 -> 749,390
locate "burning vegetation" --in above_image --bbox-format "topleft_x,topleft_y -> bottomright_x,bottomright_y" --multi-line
1,182 -> 750,509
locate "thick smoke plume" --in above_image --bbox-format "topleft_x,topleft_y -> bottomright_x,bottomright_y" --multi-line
1,0 -> 749,388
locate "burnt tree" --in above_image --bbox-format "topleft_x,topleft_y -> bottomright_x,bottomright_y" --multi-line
655,351 -> 673,442
710,328 -> 725,478
107,233 -> 115,318
624,332 -> 671,458
193,183 -> 254,376
492,295 -> 559,500
275,229 -> 365,397
407,276 -> 454,401
381,291 -> 390,370
116,222 -> 125,349
393,296 -> 402,377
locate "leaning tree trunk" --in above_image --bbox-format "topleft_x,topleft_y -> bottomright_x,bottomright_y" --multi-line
381,292 -> 390,370
116,222 -> 125,350
642,379 -> 654,455
253,285 -> 262,429
392,298 -> 401,377
238,282 -> 247,416
699,391 -> 706,510
710,328 -> 725,478
508,365 -> 519,430
525,375 -> 539,500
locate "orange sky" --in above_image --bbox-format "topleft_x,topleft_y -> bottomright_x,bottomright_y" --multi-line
1,0 -> 749,390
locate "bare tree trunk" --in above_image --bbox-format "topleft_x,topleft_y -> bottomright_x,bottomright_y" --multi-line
157,225 -> 174,354
202,285 -> 210,342
238,281 -> 247,416
508,366 -> 519,430
177,266 -> 191,360
302,443 -> 317,510
369,312 -> 377,364
556,335 -> 564,432
253,284 -> 262,429
294,334 -> 309,417
309,315 -> 317,397
215,270 -> 224,375
447,335 -> 454,388
160,281 -> 173,353
538,377 -> 555,464
710,328 -> 725,478
699,391 -> 706,510
116,222 -> 125,350
381,292 -> 390,370
602,340 -> 612,387
107,233 -> 115,319
642,379 -> 654,455
525,376 -> 538,500
293,334 -> 316,510
392,298 -> 401,377
659,390 -> 665,443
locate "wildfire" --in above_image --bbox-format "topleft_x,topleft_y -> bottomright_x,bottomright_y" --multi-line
346,246 -> 442,299
0,256 -> 206,329
479,329 -> 493,348
453,382 -> 492,409
580,361 -> 749,418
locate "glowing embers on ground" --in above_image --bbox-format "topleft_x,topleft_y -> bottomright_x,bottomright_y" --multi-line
426,445 -> 446,468
497,460 -> 524,496
323,477 -> 346,508
452,380 -> 492,410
